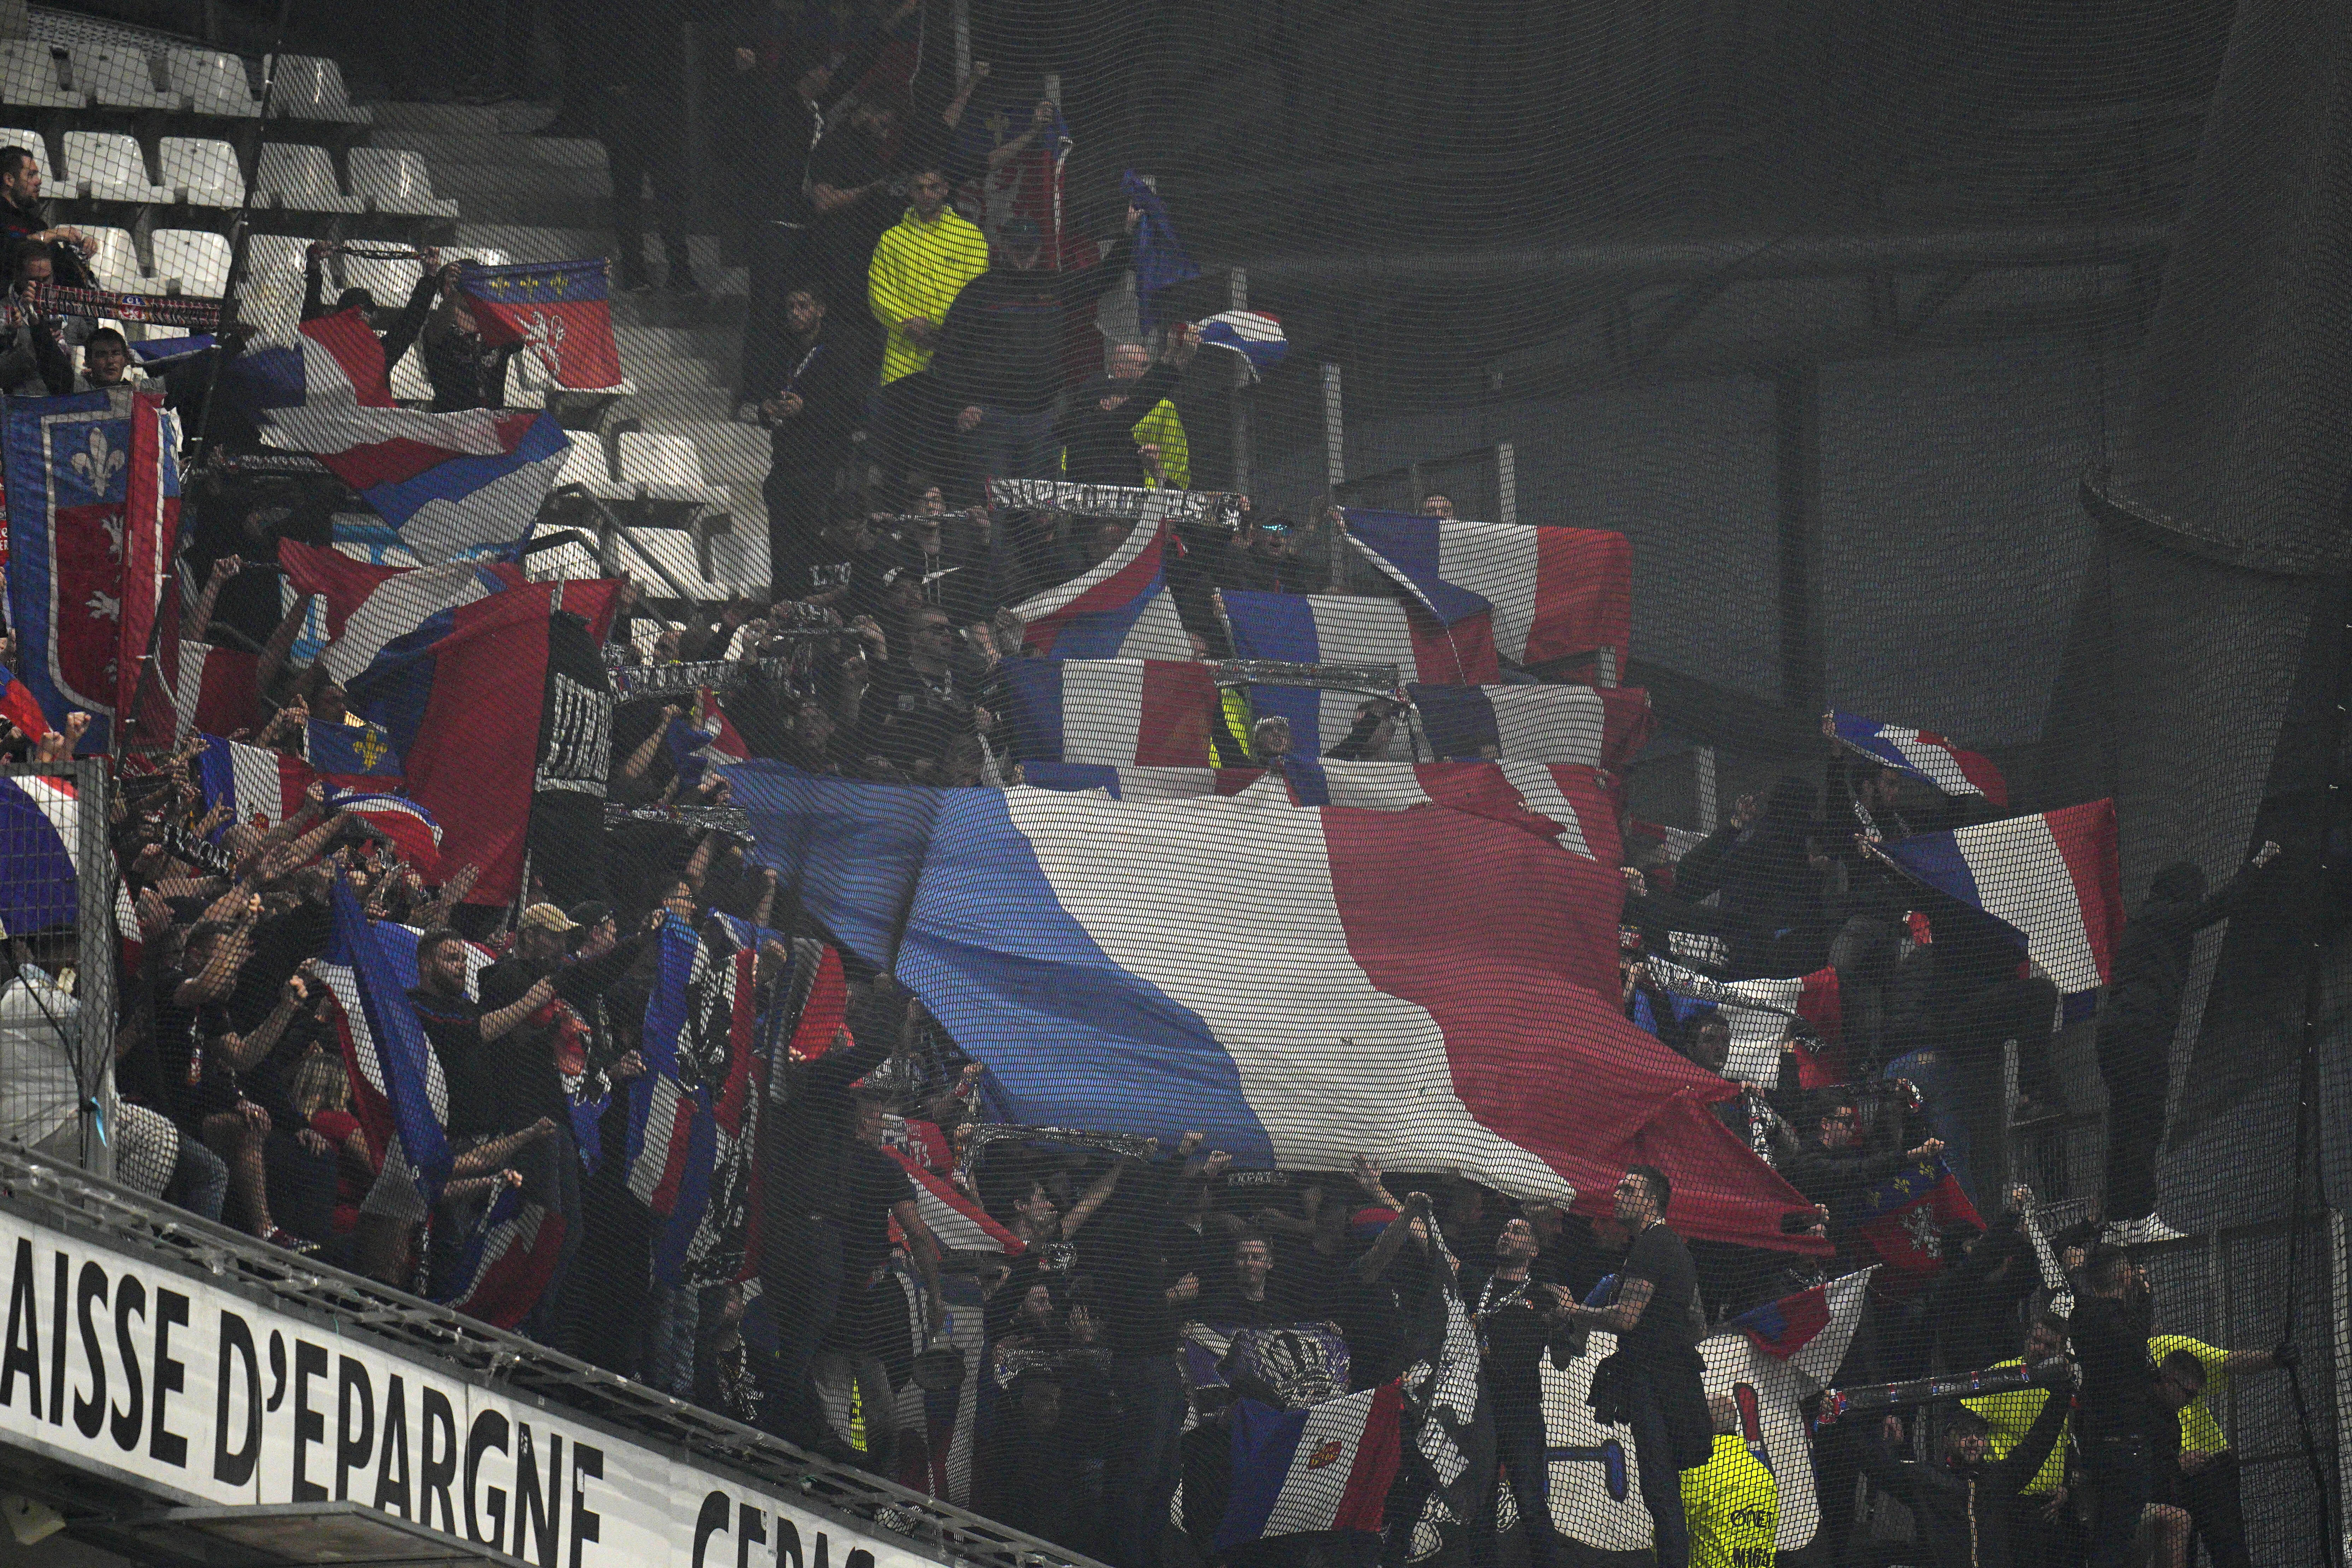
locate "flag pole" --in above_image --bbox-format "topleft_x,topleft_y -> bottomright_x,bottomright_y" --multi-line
184,0 -> 298,472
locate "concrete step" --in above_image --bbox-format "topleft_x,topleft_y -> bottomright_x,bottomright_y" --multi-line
370,130 -> 608,171
368,102 -> 507,135
618,386 -> 744,423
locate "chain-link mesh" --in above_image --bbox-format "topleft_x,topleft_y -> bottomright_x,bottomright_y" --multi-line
12,0 -> 2349,1564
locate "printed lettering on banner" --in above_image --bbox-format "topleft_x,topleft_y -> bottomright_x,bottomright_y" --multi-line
0,1211 -> 935,1568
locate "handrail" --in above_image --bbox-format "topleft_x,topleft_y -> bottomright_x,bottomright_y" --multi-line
0,1140 -> 1101,1568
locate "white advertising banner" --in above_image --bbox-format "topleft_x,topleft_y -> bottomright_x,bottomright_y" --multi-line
0,1209 -> 944,1568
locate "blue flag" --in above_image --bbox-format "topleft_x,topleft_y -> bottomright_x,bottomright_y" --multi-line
308,717 -> 405,785
1122,170 -> 1200,328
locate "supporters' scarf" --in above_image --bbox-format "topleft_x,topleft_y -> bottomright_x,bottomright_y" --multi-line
603,803 -> 752,836
607,656 -> 795,700
10,282 -> 222,330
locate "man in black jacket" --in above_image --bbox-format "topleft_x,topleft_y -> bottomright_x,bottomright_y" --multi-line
2097,840 -> 2280,1245
2069,1245 -> 2159,1568
1832,1379 -> 2072,1568
758,285 -> 862,585
932,207 -> 1137,486
1464,1216 -> 1571,1568
1056,330 -> 1197,486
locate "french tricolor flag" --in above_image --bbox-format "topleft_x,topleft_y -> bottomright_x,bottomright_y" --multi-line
1018,762 -> 1257,800
1408,682 -> 1654,768
1698,1268 -> 1875,1548
1831,711 -> 2008,808
1341,511 -> 1632,682
1013,516 -> 1193,661
1885,799 -> 2122,1001
1267,758 -> 1622,865
315,884 -> 471,1204
1221,590 -> 1499,686
1001,657 -> 1215,766
1215,1383 -> 1404,1549
197,734 -> 314,833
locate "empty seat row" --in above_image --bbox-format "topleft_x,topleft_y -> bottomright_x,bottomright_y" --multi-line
1,41 -> 368,122
0,127 -> 457,216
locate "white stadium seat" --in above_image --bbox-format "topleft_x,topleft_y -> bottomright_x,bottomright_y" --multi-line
255,142 -> 364,213
0,41 -> 78,109
157,136 -> 244,206
61,130 -> 172,203
618,431 -> 731,507
348,148 -> 460,219
151,229 -> 233,298
165,48 -> 259,116
262,54 -> 371,123
76,45 -> 175,110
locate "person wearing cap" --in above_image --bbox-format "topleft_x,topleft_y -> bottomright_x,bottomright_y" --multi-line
928,204 -> 1139,488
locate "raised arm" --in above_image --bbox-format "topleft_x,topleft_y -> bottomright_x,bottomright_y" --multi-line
1060,1159 -> 1125,1238
479,976 -> 556,1044
254,595 -> 315,698
1563,1274 -> 1654,1335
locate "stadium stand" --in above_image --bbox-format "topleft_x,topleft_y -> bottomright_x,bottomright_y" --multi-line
0,6 -> 2342,1568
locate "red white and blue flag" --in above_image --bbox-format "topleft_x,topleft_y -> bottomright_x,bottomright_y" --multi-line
886,1147 -> 1023,1256
627,913 -> 764,1288
0,773 -> 80,938
1831,712 -> 2008,807
317,883 -> 462,1203
731,767 -> 1832,1252
1696,1268 -> 1875,1550
334,793 -> 443,880
195,734 -> 313,833
261,403 -> 571,563
1001,656 -> 1214,766
1341,512 -> 1632,682
280,540 -> 622,904
219,309 -> 394,416
455,259 -> 626,394
1013,516 -> 1192,660
1216,1383 -> 1404,1549
1,388 -> 182,752
1717,1269 -> 1875,1384
1884,800 -> 2122,1000
1853,1157 -> 1986,1296
663,688 -> 751,791
1406,682 -> 1654,767
1190,311 -> 1286,381
1221,589 -> 1500,685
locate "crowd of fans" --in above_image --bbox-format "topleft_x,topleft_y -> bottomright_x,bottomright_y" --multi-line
0,6 -> 2306,1568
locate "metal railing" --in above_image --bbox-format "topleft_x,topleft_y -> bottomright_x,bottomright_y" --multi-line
0,1141 -> 1102,1568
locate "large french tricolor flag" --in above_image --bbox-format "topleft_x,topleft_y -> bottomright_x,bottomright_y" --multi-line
196,734 -> 314,832
1884,800 -> 2122,1000
1001,657 -> 1215,765
1831,711 -> 2008,808
1013,516 -> 1192,660
733,766 -> 1830,1250
1407,682 -> 1654,768
1017,758 -> 1621,862
0,773 -> 80,937
1018,762 -> 1259,801
1341,511 -> 1632,682
1222,590 -> 1500,686
1215,1383 -> 1404,1549
261,404 -> 571,564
